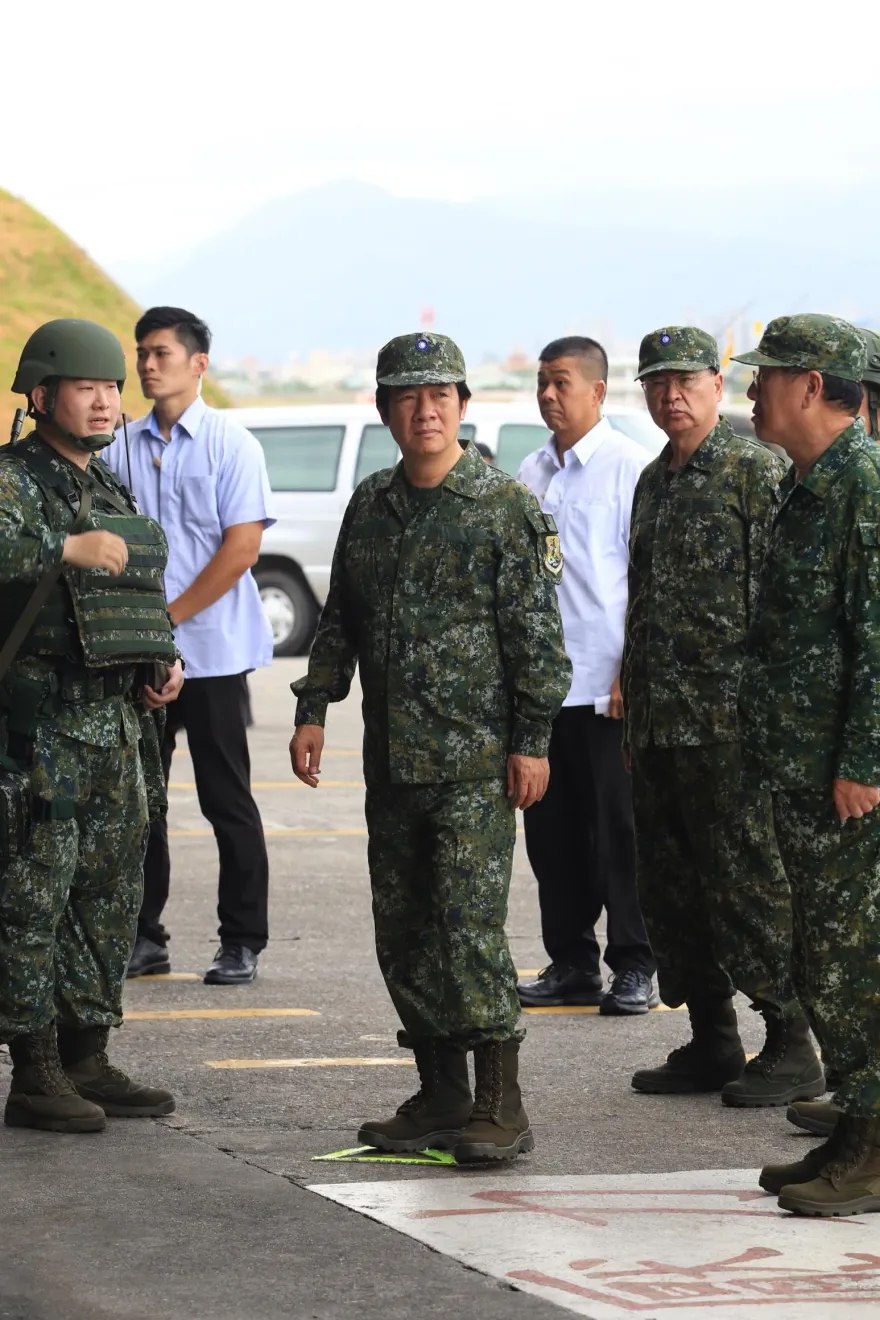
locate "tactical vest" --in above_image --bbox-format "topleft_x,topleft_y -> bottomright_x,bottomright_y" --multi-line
0,439 -> 177,670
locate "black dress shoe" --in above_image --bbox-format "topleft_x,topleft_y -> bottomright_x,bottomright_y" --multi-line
600,968 -> 660,1016
204,945 -> 258,985
126,936 -> 171,979
517,963 -> 605,1007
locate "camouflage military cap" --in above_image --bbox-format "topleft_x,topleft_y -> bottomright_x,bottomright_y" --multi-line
635,326 -> 720,380
732,314 -> 867,383
859,328 -> 880,387
376,332 -> 466,387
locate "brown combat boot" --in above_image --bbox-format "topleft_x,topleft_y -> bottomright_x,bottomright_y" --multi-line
721,1010 -> 825,1107
454,1039 -> 534,1163
759,1113 -> 846,1194
4,1023 -> 105,1133
777,1115 -> 880,1216
632,998 -> 746,1094
787,1099 -> 841,1137
57,1026 -> 175,1117
358,1040 -> 473,1152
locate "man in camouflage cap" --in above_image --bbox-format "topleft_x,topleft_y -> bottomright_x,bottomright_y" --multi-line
734,314 -> 880,1216
622,325 -> 820,1107
857,327 -> 880,437
290,332 -> 571,1162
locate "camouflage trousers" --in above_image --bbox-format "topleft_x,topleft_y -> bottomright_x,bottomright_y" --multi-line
365,777 -> 522,1049
773,791 -> 880,1117
630,741 -> 796,1013
0,714 -> 148,1040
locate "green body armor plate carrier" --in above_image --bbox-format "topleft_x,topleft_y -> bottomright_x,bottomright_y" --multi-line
68,511 -> 177,669
0,440 -> 176,670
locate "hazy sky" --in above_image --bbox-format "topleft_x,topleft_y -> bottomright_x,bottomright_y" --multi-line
3,0 -> 879,267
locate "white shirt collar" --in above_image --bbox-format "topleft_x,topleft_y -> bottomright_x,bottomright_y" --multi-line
540,415 -> 613,470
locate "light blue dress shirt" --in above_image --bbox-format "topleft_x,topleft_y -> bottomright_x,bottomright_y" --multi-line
104,397 -> 275,680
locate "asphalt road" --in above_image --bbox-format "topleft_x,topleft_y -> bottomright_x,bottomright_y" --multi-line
0,659 -> 813,1319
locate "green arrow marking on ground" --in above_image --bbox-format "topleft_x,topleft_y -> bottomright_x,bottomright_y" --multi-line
312,1146 -> 457,1166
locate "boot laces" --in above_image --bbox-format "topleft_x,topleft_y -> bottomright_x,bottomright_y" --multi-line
821,1117 -> 873,1179
743,1014 -> 788,1076
33,1033 -> 75,1097
471,1043 -> 503,1123
93,1048 -> 129,1084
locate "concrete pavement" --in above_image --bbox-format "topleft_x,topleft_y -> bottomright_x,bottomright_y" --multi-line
0,659 -> 838,1318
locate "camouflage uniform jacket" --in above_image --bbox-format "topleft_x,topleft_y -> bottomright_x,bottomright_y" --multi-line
739,419 -> 880,790
623,417 -> 784,749
293,442 -> 572,784
0,438 -> 173,817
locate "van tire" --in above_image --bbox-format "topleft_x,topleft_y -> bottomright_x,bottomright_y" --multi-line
255,568 -> 317,657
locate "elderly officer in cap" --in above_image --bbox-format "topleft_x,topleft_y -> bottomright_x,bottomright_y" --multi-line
622,326 -> 822,1108
733,315 -> 880,1216
856,328 -> 880,438
290,332 -> 570,1162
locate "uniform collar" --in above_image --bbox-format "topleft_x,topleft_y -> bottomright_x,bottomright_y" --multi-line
146,395 -> 207,442
379,439 -> 488,502
675,415 -> 736,472
791,419 -> 868,501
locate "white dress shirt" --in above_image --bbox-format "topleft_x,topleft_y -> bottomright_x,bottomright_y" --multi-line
517,417 -> 650,711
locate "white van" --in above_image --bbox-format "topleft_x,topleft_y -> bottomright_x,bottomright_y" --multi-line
227,401 -> 667,655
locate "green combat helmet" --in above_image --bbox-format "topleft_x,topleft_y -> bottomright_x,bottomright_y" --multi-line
376,332 -> 467,386
12,318 -> 127,452
732,313 -> 867,382
635,326 -> 720,380
859,327 -> 880,437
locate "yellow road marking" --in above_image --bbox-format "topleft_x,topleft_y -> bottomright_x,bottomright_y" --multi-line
126,972 -> 201,983
523,1003 -> 684,1015
169,781 -> 364,790
206,1057 -> 415,1069
125,1008 -> 319,1020
169,827 -> 369,837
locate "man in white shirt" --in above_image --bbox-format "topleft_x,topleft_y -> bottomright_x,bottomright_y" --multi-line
516,337 -> 658,1014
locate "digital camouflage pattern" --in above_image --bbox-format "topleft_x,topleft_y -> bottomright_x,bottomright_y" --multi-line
0,434 -> 172,1040
739,420 -> 880,790
630,742 -> 796,1013
293,441 -> 571,783
733,313 -> 868,382
366,777 -> 521,1047
375,332 -> 467,387
623,417 -> 785,750
0,720 -> 148,1039
860,328 -> 880,387
635,325 -> 720,379
773,791 -> 880,1116
294,440 -> 569,1044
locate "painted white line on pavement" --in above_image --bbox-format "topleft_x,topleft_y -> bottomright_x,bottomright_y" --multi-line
309,1169 -> 880,1318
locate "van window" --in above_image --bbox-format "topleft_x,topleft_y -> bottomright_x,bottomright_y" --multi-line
355,423 -> 478,486
250,425 -> 345,492
495,423 -> 550,476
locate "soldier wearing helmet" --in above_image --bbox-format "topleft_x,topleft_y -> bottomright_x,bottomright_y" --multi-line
290,332 -> 571,1163
857,327 -> 880,437
0,318 -> 183,1134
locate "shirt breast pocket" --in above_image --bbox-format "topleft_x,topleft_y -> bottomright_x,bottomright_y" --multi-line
179,475 -> 220,530
677,498 -> 741,575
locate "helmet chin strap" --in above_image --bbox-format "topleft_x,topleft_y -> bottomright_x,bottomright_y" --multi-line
30,382 -> 115,453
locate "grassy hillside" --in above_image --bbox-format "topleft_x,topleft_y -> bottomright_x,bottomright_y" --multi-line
0,189 -> 227,441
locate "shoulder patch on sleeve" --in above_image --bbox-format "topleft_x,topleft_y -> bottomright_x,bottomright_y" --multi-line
524,504 -> 563,575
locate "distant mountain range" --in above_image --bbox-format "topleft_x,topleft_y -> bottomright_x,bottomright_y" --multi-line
108,180 -> 880,361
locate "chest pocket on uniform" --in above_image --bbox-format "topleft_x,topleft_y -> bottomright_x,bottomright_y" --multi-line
858,521 -> 880,591
417,526 -> 495,612
676,497 -> 742,576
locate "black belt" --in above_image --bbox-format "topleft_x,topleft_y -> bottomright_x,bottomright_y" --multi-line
57,665 -> 138,704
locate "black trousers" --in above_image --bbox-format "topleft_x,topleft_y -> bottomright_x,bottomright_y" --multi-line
523,704 -> 655,976
139,673 -> 269,953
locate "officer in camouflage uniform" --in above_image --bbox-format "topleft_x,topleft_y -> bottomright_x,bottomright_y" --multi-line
622,326 -> 823,1106
290,333 -> 570,1162
857,327 -> 880,438
0,319 -> 183,1134
732,315 -> 880,1216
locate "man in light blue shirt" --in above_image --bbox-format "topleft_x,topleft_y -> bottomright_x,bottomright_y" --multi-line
104,307 -> 275,985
